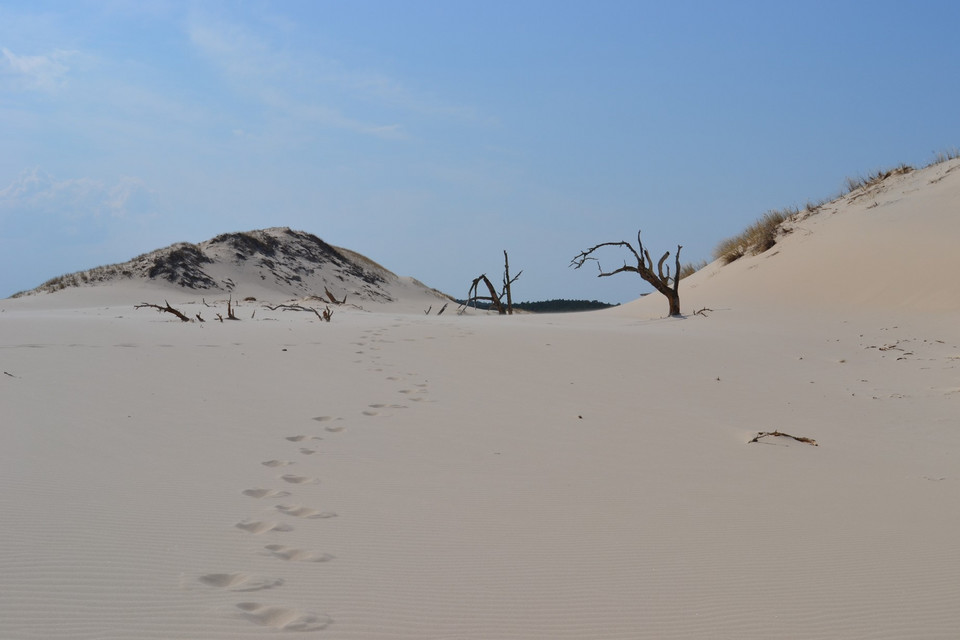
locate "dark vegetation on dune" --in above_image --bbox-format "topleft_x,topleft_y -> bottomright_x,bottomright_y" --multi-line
13,227 -> 392,300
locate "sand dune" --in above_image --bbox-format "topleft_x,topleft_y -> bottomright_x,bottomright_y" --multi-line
1,159 -> 958,638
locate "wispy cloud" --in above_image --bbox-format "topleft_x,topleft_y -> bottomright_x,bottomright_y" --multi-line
187,20 -> 408,140
0,168 -> 158,227
185,17 -> 486,140
1,47 -> 76,92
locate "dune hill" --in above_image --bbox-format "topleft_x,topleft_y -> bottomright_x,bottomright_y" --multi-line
13,227 -> 451,307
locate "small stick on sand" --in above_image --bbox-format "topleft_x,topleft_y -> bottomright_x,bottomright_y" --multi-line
748,431 -> 818,446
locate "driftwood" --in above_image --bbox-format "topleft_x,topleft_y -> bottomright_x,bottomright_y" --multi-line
424,302 -> 450,316
465,251 -> 522,315
264,303 -> 332,322
693,307 -> 713,317
324,287 -> 347,305
226,295 -> 238,320
195,313 -> 205,322
748,431 -> 818,446
502,250 -> 521,315
467,274 -> 504,314
135,301 -> 191,322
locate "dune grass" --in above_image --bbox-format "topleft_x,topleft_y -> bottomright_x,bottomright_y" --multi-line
679,259 -> 709,280
842,163 -> 913,195
713,207 -> 798,265
712,148 -> 959,268
931,147 -> 959,165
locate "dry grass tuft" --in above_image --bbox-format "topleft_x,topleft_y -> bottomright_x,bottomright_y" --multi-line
713,207 -> 798,265
843,163 -> 913,195
931,147 -> 960,165
679,259 -> 709,280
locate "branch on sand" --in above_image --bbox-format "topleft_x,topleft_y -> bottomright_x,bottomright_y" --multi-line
748,431 -> 818,446
264,303 -> 333,322
135,301 -> 191,322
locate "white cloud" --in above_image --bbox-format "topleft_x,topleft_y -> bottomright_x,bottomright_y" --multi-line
1,47 -> 75,91
0,168 -> 158,226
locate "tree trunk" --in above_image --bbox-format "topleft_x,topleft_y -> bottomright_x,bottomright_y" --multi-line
503,250 -> 513,315
667,291 -> 680,316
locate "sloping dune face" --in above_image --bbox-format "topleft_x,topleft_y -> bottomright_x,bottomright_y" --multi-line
668,158 -> 960,314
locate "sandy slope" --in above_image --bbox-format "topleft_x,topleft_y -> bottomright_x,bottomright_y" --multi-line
1,160 -> 958,639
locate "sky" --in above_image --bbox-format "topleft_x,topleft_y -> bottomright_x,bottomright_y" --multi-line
1,0 -> 958,302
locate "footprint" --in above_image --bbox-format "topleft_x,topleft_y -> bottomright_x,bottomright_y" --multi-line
281,474 -> 319,485
362,410 -> 381,416
276,504 -> 338,519
236,602 -> 332,631
242,488 -> 292,499
262,460 -> 294,468
311,416 -> 334,422
235,520 -> 294,535
264,544 -> 334,562
286,435 -> 322,442
299,448 -> 317,455
325,426 -> 346,433
199,573 -> 284,592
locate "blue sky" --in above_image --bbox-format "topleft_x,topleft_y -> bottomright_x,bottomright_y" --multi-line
1,1 -> 957,302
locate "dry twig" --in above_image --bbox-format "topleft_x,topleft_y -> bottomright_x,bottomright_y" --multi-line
748,431 -> 818,446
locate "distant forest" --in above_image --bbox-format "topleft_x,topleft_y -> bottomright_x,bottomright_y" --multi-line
456,299 -> 619,313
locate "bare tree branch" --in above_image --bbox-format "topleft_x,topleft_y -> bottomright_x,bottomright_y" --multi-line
135,301 -> 191,322
571,230 -> 683,316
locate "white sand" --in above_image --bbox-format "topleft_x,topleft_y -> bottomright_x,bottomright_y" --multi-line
1,159 -> 958,638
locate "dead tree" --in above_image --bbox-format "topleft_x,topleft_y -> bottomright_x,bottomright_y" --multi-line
571,230 -> 682,316
135,301 -> 191,322
502,250 -> 521,315
467,274 -> 504,314
466,251 -> 522,315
